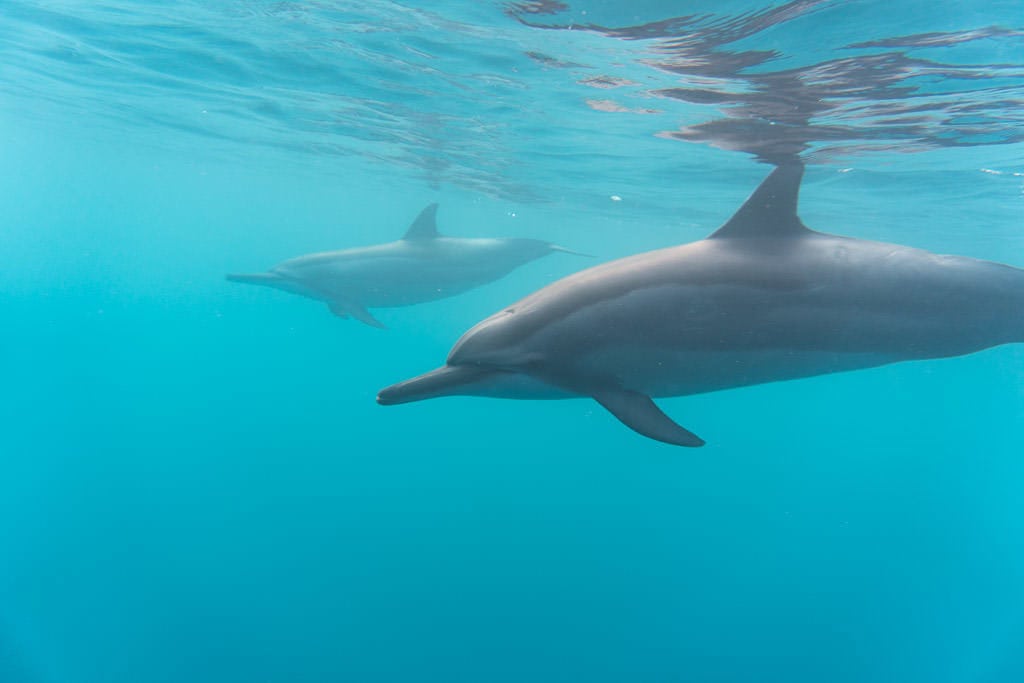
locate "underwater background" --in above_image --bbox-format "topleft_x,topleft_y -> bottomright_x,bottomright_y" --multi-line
2,1 -> 1024,681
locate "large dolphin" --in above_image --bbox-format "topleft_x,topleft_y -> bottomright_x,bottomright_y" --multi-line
227,204 -> 583,328
378,164 -> 1024,446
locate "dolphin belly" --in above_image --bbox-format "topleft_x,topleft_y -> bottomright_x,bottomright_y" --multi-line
501,267 -> 1021,397
574,346 -> 904,398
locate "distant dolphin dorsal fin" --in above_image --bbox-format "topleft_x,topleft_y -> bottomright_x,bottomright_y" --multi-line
709,164 -> 810,239
402,203 -> 440,240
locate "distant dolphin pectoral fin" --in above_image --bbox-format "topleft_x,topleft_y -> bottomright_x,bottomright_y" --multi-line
593,390 -> 705,447
350,307 -> 386,329
378,365 -> 493,405
329,302 -> 386,328
549,244 -> 594,257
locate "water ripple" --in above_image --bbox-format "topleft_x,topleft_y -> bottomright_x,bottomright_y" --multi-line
506,0 -> 1024,166
2,1 -> 1022,205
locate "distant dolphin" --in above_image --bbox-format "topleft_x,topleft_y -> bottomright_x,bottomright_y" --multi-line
227,204 -> 584,328
378,165 -> 1024,446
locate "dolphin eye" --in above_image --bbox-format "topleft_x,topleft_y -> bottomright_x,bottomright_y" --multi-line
504,307 -> 516,314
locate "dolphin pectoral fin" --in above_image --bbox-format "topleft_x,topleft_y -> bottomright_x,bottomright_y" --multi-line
593,390 -> 705,447
329,302 -> 386,329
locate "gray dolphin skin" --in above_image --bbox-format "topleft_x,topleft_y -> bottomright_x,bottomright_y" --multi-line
227,204 -> 583,328
378,164 -> 1024,447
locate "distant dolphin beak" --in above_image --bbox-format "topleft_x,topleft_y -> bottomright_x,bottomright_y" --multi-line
550,244 -> 593,257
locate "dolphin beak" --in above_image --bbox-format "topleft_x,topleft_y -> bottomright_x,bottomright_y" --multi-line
377,365 -> 493,405
225,272 -> 282,285
549,244 -> 594,257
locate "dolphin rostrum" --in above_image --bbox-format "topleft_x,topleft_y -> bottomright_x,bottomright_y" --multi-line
227,204 -> 584,328
378,164 -> 1024,446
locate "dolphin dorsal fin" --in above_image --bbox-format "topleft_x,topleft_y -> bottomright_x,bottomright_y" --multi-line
709,164 -> 810,239
402,203 -> 441,240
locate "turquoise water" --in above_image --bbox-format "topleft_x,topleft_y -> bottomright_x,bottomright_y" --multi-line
2,1 -> 1024,681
